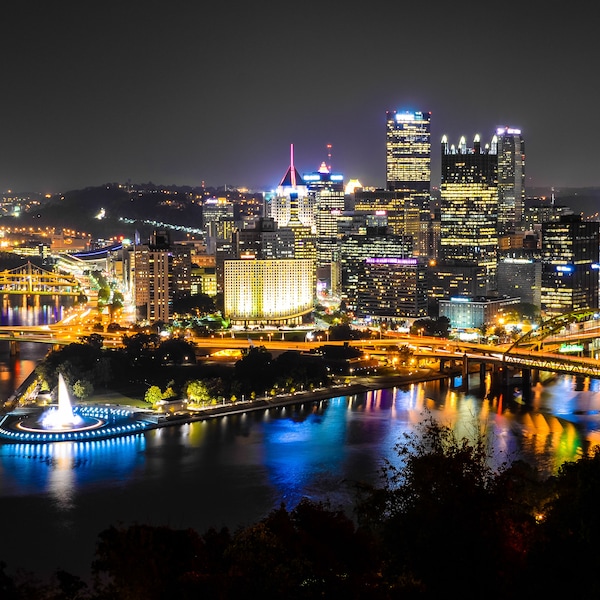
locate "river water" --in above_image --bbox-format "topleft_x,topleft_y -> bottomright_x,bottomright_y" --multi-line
1,326 -> 600,581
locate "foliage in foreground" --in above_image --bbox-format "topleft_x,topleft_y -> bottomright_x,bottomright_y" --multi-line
4,418 -> 600,598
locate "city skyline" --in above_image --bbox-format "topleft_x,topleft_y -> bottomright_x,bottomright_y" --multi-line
1,2 -> 598,195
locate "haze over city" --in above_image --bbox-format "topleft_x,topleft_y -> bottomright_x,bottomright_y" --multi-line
1,1 -> 598,194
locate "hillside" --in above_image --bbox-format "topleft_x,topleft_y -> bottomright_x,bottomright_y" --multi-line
19,183 -> 204,240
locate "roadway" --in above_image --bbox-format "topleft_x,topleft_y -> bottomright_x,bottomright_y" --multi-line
1,321 -> 599,379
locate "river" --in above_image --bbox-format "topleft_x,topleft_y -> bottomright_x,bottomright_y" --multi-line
1,317 -> 600,581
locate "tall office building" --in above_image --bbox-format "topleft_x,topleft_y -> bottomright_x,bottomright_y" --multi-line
266,144 -> 311,228
439,134 -> 499,296
304,161 -> 345,265
496,127 -> 525,233
385,109 -> 431,256
353,189 -> 420,248
339,227 -> 424,322
133,229 -> 191,323
540,214 -> 599,317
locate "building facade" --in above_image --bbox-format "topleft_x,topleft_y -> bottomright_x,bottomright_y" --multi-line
496,127 -> 525,233
385,109 -> 431,256
439,296 -> 521,332
223,258 -> 314,325
439,134 -> 499,296
133,230 -> 191,323
541,214 -> 600,316
339,228 -> 420,322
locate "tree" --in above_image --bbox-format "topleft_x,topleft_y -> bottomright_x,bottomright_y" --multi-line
172,293 -> 216,315
72,379 -> 94,400
155,338 -> 196,365
328,323 -> 356,341
97,286 -> 110,307
410,316 -> 450,337
111,289 -> 124,308
185,380 -> 212,404
355,415 -> 532,595
397,344 -> 414,366
91,524 -> 206,599
234,346 -> 272,394
79,332 -> 104,350
527,447 -> 600,595
144,385 -> 162,405
225,499 -> 378,598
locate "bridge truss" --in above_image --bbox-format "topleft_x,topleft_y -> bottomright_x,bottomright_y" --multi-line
503,309 -> 600,378
0,261 -> 83,296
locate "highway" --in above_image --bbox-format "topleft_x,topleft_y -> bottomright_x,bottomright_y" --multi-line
1,321 -> 599,379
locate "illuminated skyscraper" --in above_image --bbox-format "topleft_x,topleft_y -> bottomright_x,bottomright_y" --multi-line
266,144 -> 311,228
540,214 -> 599,316
339,228 -> 425,322
439,134 -> 499,296
304,161 -> 345,266
496,127 -> 525,233
353,189 -> 420,249
385,110 -> 431,256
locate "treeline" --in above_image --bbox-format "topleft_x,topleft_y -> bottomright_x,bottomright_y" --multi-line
3,417 -> 600,598
32,336 -> 331,404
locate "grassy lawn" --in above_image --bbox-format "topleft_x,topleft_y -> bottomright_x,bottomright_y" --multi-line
83,389 -> 150,409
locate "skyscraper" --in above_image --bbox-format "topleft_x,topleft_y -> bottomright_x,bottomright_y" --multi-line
385,110 -> 431,256
266,144 -> 310,228
439,134 -> 499,296
540,214 -> 599,316
496,127 -> 525,233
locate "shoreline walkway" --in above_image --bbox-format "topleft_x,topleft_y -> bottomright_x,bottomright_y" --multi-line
146,368 -> 455,428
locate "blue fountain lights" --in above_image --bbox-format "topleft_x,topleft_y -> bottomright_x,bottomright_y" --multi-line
0,404 -> 153,444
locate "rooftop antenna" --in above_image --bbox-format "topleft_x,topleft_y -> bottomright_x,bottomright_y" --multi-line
551,186 -> 555,207
326,143 -> 332,171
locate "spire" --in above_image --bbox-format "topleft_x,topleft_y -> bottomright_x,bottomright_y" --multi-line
278,143 -> 305,188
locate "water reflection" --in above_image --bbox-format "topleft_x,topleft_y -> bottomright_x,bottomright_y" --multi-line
0,372 -> 599,581
259,375 -> 600,508
0,435 -> 147,500
0,295 -> 71,327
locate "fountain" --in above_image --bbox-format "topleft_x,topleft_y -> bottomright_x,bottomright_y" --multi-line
40,373 -> 84,430
0,374 -> 153,443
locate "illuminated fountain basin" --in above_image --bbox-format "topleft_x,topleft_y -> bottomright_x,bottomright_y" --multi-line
0,374 -> 152,444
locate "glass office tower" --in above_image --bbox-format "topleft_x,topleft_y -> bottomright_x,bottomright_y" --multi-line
385,109 -> 431,255
496,126 -> 525,233
439,134 -> 499,295
541,214 -> 600,317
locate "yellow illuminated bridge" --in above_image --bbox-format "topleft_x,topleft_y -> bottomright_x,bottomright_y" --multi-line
0,261 -> 83,296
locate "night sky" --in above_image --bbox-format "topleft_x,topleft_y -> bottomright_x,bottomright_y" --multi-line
1,1 -> 598,195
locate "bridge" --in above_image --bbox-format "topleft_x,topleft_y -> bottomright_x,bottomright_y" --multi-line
1,309 -> 599,391
0,262 -> 84,296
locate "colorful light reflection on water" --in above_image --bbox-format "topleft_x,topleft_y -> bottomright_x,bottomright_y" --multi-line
0,295 -> 71,326
0,353 -> 599,581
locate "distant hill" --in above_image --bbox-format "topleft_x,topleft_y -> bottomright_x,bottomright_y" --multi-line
17,183 -> 204,240
527,187 -> 600,219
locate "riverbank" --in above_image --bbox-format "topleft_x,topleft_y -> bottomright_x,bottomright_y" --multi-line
2,359 -> 461,432
144,367 -> 456,428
